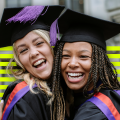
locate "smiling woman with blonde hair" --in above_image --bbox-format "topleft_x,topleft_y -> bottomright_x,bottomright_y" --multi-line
9,29 -> 53,96
0,5 -> 65,120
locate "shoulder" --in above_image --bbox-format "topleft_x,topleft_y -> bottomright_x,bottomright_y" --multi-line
74,101 -> 107,120
3,81 -> 51,120
2,79 -> 23,100
19,88 -> 51,119
74,89 -> 120,120
23,87 -> 49,106
100,89 -> 120,112
3,80 -> 49,107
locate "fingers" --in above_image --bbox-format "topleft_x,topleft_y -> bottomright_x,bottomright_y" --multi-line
0,100 -> 4,120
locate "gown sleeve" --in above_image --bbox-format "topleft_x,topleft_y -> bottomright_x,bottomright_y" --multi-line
73,102 -> 107,120
3,82 -> 51,120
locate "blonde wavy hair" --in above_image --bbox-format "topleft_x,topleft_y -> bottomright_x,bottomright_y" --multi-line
7,29 -> 54,104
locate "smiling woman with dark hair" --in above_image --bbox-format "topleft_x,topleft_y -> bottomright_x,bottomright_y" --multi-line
51,9 -> 120,120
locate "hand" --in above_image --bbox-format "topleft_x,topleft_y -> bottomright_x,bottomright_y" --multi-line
0,100 -> 4,120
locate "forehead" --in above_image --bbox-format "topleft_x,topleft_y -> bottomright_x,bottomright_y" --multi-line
63,42 -> 92,52
15,31 -> 41,45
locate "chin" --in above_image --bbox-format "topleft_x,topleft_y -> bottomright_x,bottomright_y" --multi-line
37,69 -> 51,79
67,85 -> 77,91
41,73 -> 51,80
71,87 -> 79,91
67,84 -> 82,91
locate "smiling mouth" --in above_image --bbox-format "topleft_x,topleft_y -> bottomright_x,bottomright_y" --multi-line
67,72 -> 84,79
33,59 -> 46,68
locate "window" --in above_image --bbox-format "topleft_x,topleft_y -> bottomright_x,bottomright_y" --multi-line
6,0 -> 31,7
59,0 -> 84,13
105,0 -> 120,11
72,0 -> 84,13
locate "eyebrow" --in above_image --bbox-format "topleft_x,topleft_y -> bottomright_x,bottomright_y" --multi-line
79,50 -> 91,53
62,49 -> 71,53
17,37 -> 41,50
32,37 -> 41,43
63,49 -> 91,53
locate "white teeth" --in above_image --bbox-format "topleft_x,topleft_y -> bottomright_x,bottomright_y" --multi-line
34,59 -> 45,66
68,73 -> 83,77
69,76 -> 83,79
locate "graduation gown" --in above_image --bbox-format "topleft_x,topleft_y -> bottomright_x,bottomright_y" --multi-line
2,80 -> 51,120
70,88 -> 120,120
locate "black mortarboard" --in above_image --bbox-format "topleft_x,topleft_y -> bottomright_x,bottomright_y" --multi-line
0,5 -> 65,47
51,9 -> 120,50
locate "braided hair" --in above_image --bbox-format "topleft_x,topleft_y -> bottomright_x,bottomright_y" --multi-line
83,43 -> 120,96
52,41 -> 120,119
52,42 -> 65,120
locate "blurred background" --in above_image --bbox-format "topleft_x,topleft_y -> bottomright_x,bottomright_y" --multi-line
0,0 -> 120,100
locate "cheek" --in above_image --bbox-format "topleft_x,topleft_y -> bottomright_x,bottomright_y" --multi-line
43,46 -> 53,57
61,59 -> 66,72
61,59 -> 68,77
49,55 -> 53,66
81,60 -> 91,72
46,50 -> 53,61
45,49 -> 54,67
19,55 -> 29,66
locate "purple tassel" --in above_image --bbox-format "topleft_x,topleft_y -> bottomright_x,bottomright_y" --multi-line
6,5 -> 46,24
50,19 -> 58,46
41,6 -> 49,15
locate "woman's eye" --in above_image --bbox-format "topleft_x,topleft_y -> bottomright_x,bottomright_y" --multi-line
80,55 -> 90,58
20,49 -> 28,53
62,55 -> 70,57
36,42 -> 44,46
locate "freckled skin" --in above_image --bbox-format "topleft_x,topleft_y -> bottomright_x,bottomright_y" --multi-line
61,42 -> 92,92
15,31 -> 53,80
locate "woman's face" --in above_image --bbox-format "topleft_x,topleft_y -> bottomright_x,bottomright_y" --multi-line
15,31 -> 53,80
61,42 -> 92,92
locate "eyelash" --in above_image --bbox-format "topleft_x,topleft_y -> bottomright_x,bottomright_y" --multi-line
80,55 -> 90,58
19,42 -> 44,54
36,42 -> 44,46
62,55 -> 70,57
62,55 -> 91,59
20,48 -> 28,53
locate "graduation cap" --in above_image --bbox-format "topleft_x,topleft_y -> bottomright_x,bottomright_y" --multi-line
0,5 -> 65,48
50,9 -> 120,50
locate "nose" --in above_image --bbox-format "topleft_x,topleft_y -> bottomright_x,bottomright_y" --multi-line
68,57 -> 79,69
30,48 -> 39,58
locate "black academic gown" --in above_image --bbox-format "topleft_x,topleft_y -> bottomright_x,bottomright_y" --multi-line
70,89 -> 120,120
2,80 -> 51,120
